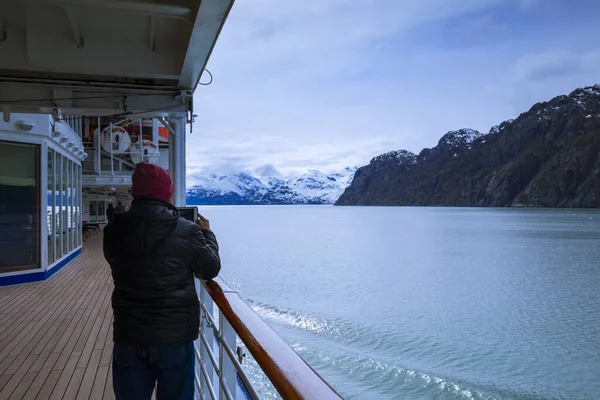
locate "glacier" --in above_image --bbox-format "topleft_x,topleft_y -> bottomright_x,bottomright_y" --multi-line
186,167 -> 357,205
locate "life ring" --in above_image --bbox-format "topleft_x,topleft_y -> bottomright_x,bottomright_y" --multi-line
131,140 -> 160,164
99,126 -> 132,154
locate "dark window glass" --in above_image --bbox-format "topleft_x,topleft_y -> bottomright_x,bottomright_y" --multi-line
62,156 -> 68,255
47,148 -> 55,265
0,141 -> 40,272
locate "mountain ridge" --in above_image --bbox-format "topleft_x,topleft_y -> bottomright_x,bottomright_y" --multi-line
186,167 -> 357,205
336,85 -> 600,207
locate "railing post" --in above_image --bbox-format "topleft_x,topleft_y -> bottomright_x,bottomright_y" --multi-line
198,282 -> 216,399
219,314 -> 238,400
152,117 -> 159,146
95,117 -> 101,175
109,122 -> 114,175
139,118 -> 144,162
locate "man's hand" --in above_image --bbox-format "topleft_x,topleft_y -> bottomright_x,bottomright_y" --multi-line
197,214 -> 211,231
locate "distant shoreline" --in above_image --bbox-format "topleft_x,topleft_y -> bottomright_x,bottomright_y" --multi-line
189,203 -> 599,209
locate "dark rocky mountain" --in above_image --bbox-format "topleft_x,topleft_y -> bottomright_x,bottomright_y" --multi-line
336,85 -> 600,207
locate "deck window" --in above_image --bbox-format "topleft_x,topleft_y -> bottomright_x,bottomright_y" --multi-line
47,148 -> 56,266
0,141 -> 41,272
69,159 -> 74,252
76,165 -> 81,248
88,200 -> 108,223
89,201 -> 98,223
46,153 -> 82,267
60,155 -> 67,257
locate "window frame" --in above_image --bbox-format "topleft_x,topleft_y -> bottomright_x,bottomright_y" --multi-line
47,148 -> 55,266
0,139 -> 42,273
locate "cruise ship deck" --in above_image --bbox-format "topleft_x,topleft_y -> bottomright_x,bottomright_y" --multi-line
0,234 -> 115,400
0,0 -> 342,398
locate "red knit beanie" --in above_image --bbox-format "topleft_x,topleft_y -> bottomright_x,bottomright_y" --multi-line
131,162 -> 174,203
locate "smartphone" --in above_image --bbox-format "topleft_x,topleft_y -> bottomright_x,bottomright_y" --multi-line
178,207 -> 198,222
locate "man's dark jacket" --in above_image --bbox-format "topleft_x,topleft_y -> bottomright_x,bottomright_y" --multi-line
103,199 -> 220,344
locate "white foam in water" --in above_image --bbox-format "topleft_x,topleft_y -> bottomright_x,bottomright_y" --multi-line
250,301 -> 333,334
247,299 -> 502,399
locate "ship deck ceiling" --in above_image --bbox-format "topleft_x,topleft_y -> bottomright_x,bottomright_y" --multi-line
0,0 -> 234,116
0,234 -> 121,400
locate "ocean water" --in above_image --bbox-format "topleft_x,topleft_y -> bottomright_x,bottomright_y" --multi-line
197,206 -> 600,400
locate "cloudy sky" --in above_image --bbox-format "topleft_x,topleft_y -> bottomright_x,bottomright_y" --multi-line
186,0 -> 600,181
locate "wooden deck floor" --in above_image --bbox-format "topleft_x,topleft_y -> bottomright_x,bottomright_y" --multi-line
0,233 -> 116,400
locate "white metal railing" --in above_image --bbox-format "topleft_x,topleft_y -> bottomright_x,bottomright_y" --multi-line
63,115 -> 83,138
194,279 -> 259,400
194,278 -> 342,400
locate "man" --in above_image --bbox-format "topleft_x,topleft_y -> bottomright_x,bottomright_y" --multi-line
114,200 -> 125,213
103,162 -> 220,400
106,203 -> 115,222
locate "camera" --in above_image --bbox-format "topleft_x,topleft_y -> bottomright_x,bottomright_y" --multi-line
178,207 -> 198,222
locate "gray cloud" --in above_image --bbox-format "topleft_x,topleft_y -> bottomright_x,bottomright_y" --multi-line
253,164 -> 282,177
187,1 -> 600,179
511,49 -> 580,82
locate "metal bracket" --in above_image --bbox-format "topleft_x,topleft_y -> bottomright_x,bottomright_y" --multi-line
187,98 -> 195,133
52,108 -> 63,122
157,117 -> 176,136
236,346 -> 247,364
201,311 -> 214,329
173,90 -> 192,102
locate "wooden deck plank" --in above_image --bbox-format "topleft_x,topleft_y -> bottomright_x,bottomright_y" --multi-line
52,280 -> 106,373
33,370 -> 61,400
94,308 -> 112,352
21,353 -> 60,400
0,373 -> 13,392
0,266 -> 81,352
29,319 -> 72,373
51,285 -> 103,365
51,296 -> 105,398
8,371 -> 37,400
7,270 -> 95,372
24,268 -> 107,398
0,235 -> 118,400
0,357 -> 16,387
75,288 -> 110,349
76,348 -> 103,399
0,265 -> 79,327
89,365 -> 109,400
0,354 -> 38,399
0,260 -> 81,336
0,281 -> 98,396
0,287 -> 39,326
60,366 -> 85,400
98,316 -> 114,368
0,258 -> 105,384
0,262 -> 92,361
75,288 -> 112,369
103,364 -> 114,400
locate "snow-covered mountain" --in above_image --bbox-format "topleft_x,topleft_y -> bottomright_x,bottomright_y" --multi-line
186,167 -> 357,205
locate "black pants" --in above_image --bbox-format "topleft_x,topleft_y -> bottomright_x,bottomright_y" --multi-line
112,341 -> 194,400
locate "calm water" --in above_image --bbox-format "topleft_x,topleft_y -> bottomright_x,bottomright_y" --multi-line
198,206 -> 600,400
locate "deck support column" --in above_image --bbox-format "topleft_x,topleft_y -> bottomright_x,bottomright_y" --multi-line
168,117 -> 186,207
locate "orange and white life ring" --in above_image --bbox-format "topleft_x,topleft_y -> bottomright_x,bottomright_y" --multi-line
131,140 -> 160,164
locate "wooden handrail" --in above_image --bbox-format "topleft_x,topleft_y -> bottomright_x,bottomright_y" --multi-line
203,277 -> 343,400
